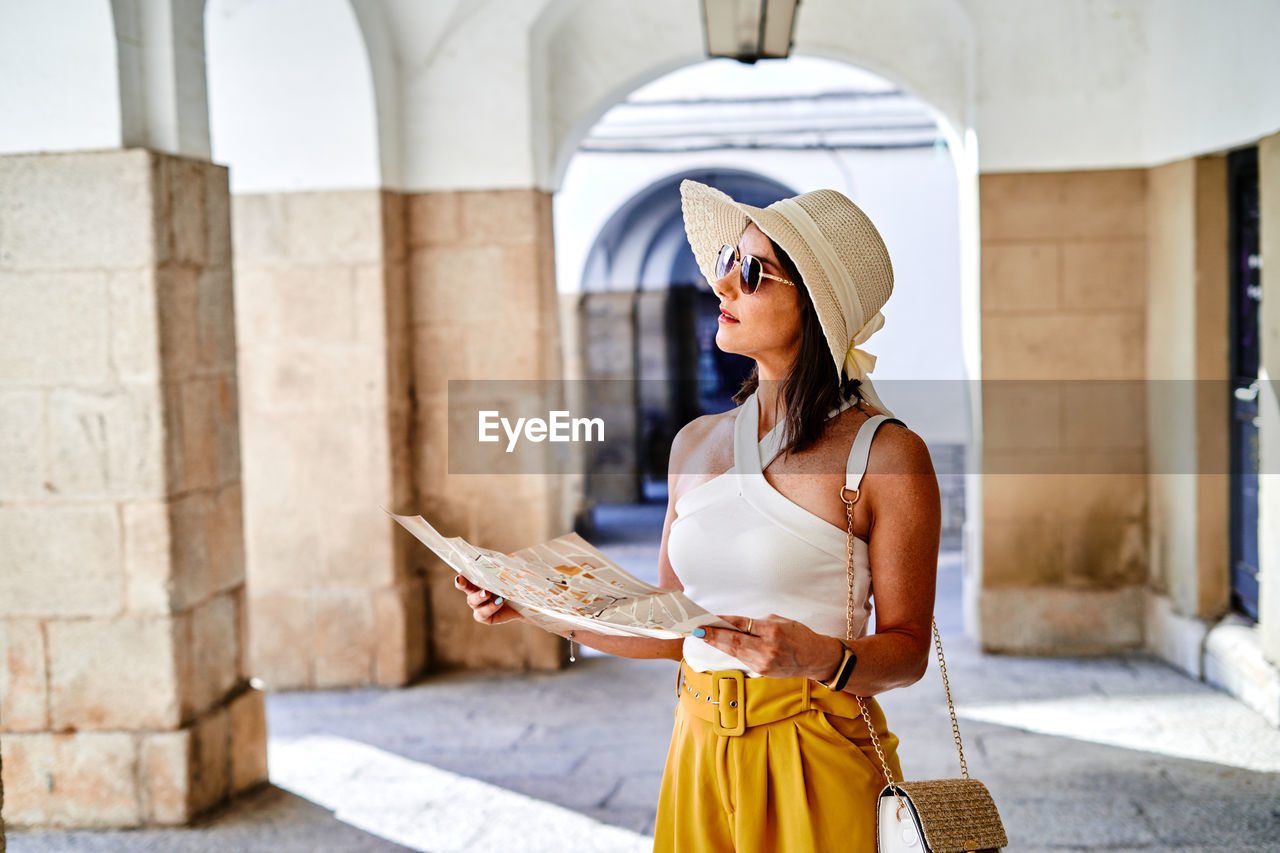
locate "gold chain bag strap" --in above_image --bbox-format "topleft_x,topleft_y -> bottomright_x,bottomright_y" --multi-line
841,487 -> 1008,853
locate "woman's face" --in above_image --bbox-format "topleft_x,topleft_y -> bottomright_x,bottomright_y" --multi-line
712,222 -> 803,368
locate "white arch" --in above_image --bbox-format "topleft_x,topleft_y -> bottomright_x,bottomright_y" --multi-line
533,0 -> 975,191
0,0 -> 121,155
536,0 -> 986,634
205,0 -> 380,192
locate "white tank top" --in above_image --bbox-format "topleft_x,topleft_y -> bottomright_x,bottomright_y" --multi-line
669,389 -> 904,675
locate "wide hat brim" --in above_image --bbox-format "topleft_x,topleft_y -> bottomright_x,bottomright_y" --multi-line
678,179 -> 893,385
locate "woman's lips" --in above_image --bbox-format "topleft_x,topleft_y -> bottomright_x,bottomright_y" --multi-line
719,310 -> 739,323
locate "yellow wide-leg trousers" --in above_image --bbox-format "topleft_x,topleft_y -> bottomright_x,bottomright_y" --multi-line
653,662 -> 902,853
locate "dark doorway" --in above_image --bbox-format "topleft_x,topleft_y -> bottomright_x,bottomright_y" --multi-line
1228,146 -> 1260,622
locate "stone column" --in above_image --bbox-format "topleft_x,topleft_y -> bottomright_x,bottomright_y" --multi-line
232,190 -> 423,689
977,169 -> 1149,654
1143,156 -> 1231,672
0,150 -> 266,828
405,189 -> 568,669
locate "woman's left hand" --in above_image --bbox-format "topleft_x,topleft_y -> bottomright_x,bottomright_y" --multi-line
695,614 -> 845,681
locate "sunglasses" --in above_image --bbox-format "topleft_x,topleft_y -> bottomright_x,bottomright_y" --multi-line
715,243 -> 796,295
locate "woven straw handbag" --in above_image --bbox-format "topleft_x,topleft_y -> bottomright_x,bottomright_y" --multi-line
839,486 -> 1008,853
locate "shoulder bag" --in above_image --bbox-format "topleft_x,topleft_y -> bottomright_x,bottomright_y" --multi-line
840,482 -> 1009,853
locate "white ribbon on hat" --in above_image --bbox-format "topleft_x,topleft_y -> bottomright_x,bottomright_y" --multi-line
771,197 -> 895,419
844,310 -> 895,418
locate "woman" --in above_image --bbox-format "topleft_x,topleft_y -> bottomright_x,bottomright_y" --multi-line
456,180 -> 941,851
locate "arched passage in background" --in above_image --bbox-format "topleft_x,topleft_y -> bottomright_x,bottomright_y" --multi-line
574,168 -> 797,503
535,0 -> 981,622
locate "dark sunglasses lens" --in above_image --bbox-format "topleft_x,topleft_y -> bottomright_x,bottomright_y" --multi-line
715,244 -> 736,279
740,255 -> 761,294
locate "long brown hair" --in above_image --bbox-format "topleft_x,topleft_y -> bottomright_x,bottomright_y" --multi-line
732,238 -> 863,458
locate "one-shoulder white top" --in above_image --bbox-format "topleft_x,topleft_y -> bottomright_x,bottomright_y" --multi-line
668,389 -> 904,675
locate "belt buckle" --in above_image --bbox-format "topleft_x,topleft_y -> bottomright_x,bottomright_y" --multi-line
711,671 -> 746,736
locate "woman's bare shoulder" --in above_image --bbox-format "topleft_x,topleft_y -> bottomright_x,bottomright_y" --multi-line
669,406 -> 738,477
823,405 -> 933,476
865,417 -> 935,478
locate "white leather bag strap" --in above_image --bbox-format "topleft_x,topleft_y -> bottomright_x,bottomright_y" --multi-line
845,414 -> 905,494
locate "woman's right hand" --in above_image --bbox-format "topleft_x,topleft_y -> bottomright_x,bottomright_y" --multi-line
454,575 -> 524,625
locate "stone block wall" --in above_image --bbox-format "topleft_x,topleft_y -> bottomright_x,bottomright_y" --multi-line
405,189 -> 568,670
0,150 -> 265,828
977,169 -> 1150,653
231,190 -> 423,689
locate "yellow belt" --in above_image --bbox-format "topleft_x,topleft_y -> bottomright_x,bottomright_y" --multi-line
676,659 -> 866,737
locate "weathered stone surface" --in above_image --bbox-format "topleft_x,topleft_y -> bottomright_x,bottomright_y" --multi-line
0,732 -> 140,828
184,593 -> 240,719
227,689 -> 268,793
247,591 -> 312,688
230,194 -> 287,263
457,189 -> 546,246
1061,238 -> 1146,310
0,506 -> 122,618
0,148 -> 252,831
196,267 -> 238,374
980,169 -> 1147,242
0,390 -> 45,499
0,272 -> 112,386
106,270 -> 162,383
155,265 -> 200,382
46,385 -> 165,498
47,616 -> 180,730
168,492 -> 211,610
406,190 -> 462,248
190,707 -> 230,815
177,378 -> 220,492
208,484 -> 246,595
981,312 -> 1144,380
122,502 -> 171,615
319,508 -> 397,588
409,245 -> 510,326
373,583 -> 428,686
0,620 -> 47,731
425,567 -> 564,671
312,590 -> 376,688
980,242 -> 1060,313
982,517 -> 1066,588
979,585 -> 1145,654
0,151 -> 154,272
205,163 -> 232,269
272,266 -> 358,343
283,191 -> 383,265
138,729 -> 193,824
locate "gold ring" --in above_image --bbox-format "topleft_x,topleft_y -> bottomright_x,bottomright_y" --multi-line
746,618 -> 755,634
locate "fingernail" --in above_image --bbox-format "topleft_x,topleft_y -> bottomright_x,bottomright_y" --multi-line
692,628 -> 706,638
494,597 -> 504,607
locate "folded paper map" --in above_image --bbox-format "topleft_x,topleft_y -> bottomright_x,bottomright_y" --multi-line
386,510 -> 733,639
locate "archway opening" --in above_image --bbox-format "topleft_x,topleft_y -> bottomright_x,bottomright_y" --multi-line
553,55 -> 970,581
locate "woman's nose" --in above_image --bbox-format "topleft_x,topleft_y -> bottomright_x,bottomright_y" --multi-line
711,270 -> 738,300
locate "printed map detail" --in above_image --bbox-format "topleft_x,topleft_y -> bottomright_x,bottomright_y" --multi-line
386,510 -> 733,639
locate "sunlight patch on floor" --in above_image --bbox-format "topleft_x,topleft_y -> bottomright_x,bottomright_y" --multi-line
957,692 -> 1280,772
269,735 -> 653,853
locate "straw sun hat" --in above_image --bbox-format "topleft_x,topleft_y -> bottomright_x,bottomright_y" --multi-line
679,179 -> 896,418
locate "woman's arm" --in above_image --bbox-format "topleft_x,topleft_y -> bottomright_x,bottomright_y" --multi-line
694,426 -> 941,694
453,424 -> 704,662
